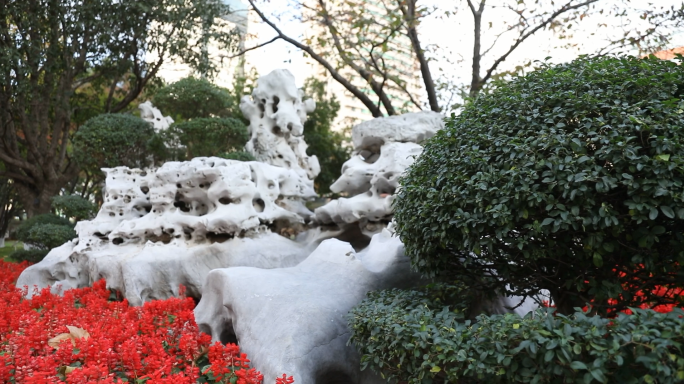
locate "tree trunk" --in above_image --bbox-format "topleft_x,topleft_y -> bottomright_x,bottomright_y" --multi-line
13,182 -> 60,218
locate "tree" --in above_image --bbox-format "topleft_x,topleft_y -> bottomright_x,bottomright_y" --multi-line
243,0 -> 682,115
151,76 -> 253,161
153,77 -> 234,121
159,118 -> 250,160
394,56 -> 684,316
0,0 -> 239,217
71,114 -> 156,200
0,178 -> 19,243
51,195 -> 95,222
301,78 -> 351,195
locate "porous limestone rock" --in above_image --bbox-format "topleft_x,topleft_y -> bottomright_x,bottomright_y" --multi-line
138,100 -> 174,132
194,228 -> 423,384
314,111 -> 444,243
16,157 -> 317,304
241,69 -> 320,182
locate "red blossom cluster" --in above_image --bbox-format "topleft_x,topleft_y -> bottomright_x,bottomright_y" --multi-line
0,261 -> 295,384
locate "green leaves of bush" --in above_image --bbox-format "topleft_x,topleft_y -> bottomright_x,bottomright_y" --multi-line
349,288 -> 684,384
158,117 -> 249,160
72,114 -> 155,171
394,55 -> 684,315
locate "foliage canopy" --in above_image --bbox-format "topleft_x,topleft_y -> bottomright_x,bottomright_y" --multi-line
158,118 -> 250,161
394,56 -> 684,315
0,0 -> 238,216
153,77 -> 234,121
348,287 -> 684,384
72,114 -> 156,172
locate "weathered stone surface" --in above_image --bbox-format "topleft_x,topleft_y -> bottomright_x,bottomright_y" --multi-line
241,69 -> 320,183
314,111 -> 444,243
16,157 -> 316,303
138,100 -> 174,132
195,228 -> 423,384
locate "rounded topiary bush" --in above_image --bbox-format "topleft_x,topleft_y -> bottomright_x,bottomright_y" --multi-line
9,249 -> 49,263
72,113 -> 155,171
394,56 -> 684,314
15,214 -> 72,246
161,117 -> 249,160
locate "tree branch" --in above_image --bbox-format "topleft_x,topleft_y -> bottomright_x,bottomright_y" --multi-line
247,0 -> 385,117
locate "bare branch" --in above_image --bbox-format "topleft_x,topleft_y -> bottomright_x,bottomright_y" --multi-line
246,0 -> 385,116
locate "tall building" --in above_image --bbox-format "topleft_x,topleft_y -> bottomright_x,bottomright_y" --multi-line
301,0 -> 424,130
155,0 -> 251,89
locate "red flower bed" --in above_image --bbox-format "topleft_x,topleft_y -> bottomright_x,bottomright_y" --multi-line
0,261 -> 294,384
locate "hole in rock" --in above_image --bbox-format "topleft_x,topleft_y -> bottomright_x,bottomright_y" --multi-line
109,212 -> 115,217
315,368 -> 354,384
140,186 -> 149,194
252,198 -> 265,212
287,122 -> 293,130
206,231 -> 234,244
258,103 -> 265,112
94,232 -> 110,241
174,200 -> 190,213
146,233 -> 172,244
219,324 -> 238,345
112,238 -> 124,245
218,197 -> 233,205
140,171 -> 147,176
273,125 -> 282,135
176,183 -> 182,189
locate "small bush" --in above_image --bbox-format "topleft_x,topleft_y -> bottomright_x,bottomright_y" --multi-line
72,113 -> 155,171
9,249 -> 49,263
161,117 -> 249,160
51,195 -> 95,221
153,76 -> 233,120
14,214 -> 72,244
219,151 -> 256,162
348,289 -> 684,384
394,55 -> 684,314
26,223 -> 76,250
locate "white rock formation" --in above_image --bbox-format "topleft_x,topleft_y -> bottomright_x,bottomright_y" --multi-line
195,228 -> 424,384
139,100 -> 174,132
314,111 -> 444,240
241,69 -> 320,182
16,157 -> 317,304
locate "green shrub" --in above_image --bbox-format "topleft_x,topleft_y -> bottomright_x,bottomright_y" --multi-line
219,151 -> 256,162
51,195 -> 95,221
153,77 -> 233,120
302,77 -> 350,195
9,249 -> 49,263
348,289 -> 684,384
72,113 -> 155,171
26,223 -> 76,250
394,55 -> 684,315
15,214 -> 72,245
161,117 -> 249,160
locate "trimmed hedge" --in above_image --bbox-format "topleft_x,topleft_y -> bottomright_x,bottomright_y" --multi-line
393,55 -> 684,315
51,195 -> 95,221
14,214 -> 72,246
161,117 -> 249,160
26,223 -> 76,250
348,288 -> 684,384
9,249 -> 49,263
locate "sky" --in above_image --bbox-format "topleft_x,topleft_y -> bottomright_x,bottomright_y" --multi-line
241,0 -> 684,107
